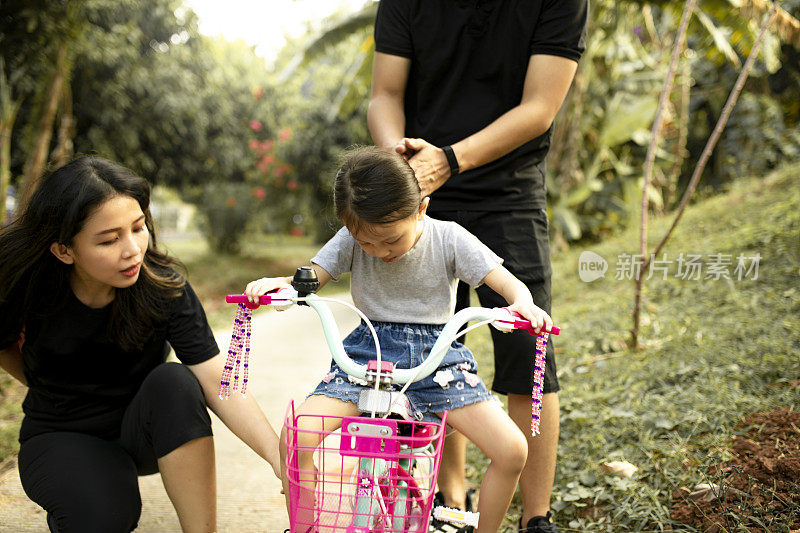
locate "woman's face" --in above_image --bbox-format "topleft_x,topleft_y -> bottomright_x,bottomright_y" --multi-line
51,195 -> 149,303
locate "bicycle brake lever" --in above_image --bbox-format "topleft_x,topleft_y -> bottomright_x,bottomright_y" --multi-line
491,308 -> 560,336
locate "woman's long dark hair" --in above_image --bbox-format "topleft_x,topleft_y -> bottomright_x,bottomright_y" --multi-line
0,156 -> 185,351
334,146 -> 421,233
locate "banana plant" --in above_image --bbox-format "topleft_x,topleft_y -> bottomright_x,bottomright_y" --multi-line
272,0 -> 800,243
277,1 -> 377,122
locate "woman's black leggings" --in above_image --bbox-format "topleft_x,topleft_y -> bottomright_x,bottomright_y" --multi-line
17,362 -> 213,533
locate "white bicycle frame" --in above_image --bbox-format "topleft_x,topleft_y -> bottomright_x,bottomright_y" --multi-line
226,286 -> 557,531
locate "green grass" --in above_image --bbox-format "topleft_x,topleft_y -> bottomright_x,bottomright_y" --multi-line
463,164 -> 800,531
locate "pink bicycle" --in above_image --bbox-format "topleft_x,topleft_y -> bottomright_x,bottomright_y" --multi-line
223,267 -> 559,532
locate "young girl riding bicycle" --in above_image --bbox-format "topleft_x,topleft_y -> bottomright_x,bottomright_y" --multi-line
245,147 -> 552,533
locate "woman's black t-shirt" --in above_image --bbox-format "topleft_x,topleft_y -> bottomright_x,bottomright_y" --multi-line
0,280 -> 219,442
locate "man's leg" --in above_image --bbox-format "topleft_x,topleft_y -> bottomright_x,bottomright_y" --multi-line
509,392 -> 559,521
470,209 -> 559,527
436,431 -> 469,509
431,208 -> 559,525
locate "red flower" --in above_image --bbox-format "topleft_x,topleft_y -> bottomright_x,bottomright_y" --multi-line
249,120 -> 263,131
287,180 -> 299,191
255,157 -> 270,173
226,196 -> 237,207
248,139 -> 260,150
260,139 -> 274,153
262,155 -> 276,165
274,164 -> 291,177
278,127 -> 292,141
289,227 -> 304,237
251,187 -> 267,200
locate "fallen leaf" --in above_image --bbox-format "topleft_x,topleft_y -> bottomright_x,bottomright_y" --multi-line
600,460 -> 638,478
688,483 -> 721,502
687,483 -> 747,502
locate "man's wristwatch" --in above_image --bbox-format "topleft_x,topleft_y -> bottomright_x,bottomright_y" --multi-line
442,145 -> 459,176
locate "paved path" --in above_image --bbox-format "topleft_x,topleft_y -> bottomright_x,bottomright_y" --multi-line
0,298 -> 358,532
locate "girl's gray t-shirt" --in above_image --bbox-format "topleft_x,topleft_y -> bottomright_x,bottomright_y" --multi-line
311,216 -> 502,324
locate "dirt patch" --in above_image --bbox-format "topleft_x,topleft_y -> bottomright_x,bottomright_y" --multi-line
670,407 -> 800,532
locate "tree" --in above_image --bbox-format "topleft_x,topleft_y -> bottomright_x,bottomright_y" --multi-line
0,0 -> 82,213
1,0 -> 278,211
0,60 -> 21,223
261,9 -> 376,241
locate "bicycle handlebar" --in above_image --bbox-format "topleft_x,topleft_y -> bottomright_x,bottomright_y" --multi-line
225,291 -> 558,386
494,310 -> 561,336
226,288 -> 294,309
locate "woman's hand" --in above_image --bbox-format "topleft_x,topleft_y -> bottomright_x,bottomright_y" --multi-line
507,301 -> 552,334
244,276 -> 292,304
402,138 -> 451,197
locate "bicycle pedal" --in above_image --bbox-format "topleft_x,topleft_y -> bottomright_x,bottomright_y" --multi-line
432,506 -> 479,527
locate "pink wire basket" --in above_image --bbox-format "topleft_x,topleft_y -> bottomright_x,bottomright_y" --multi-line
284,401 -> 447,533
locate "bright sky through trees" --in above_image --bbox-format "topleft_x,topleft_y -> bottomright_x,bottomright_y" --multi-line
182,0 -> 368,63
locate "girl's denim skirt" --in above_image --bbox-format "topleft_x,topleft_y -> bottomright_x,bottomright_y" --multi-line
310,321 -> 493,422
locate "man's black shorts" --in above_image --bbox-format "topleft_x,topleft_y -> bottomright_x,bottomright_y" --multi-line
427,208 -> 559,396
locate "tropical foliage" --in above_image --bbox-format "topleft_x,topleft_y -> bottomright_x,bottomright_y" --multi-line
0,0 -> 276,244
2,0 -> 799,249
268,0 -> 800,245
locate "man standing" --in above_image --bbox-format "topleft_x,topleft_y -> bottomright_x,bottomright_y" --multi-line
368,1 -> 588,531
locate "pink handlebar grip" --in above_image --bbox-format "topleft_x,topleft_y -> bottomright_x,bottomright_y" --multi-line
505,310 -> 560,336
226,289 -> 289,310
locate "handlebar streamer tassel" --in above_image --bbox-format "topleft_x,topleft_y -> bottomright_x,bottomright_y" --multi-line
531,331 -> 548,436
218,303 -> 252,399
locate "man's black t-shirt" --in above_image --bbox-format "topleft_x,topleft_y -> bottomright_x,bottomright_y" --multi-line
374,0 -> 588,210
0,280 -> 219,442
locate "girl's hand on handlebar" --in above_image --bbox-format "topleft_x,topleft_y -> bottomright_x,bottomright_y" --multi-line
482,266 -> 553,333
507,301 -> 552,334
244,277 -> 292,304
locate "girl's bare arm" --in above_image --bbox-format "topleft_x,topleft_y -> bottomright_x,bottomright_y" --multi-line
482,265 -> 552,332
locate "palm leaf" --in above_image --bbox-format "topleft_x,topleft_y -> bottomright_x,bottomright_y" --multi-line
327,35 -> 374,121
277,2 -> 377,83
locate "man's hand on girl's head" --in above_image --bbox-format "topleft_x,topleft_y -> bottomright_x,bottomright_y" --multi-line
403,137 -> 451,197
393,139 -> 414,160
